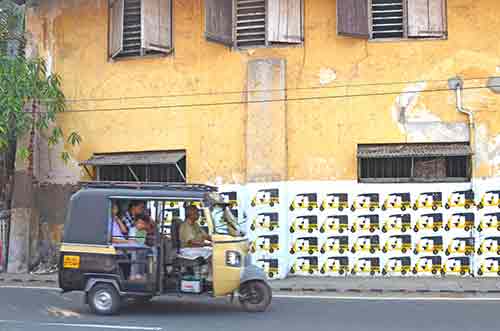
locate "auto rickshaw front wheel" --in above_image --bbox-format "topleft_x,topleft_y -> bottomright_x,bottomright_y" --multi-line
239,281 -> 272,313
88,283 -> 121,316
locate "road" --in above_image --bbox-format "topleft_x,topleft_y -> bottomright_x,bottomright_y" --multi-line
0,287 -> 499,331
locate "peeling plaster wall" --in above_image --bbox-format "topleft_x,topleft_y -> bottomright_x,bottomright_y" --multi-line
24,0 -> 500,182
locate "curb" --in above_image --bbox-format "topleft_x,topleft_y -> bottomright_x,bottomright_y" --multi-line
272,287 -> 500,294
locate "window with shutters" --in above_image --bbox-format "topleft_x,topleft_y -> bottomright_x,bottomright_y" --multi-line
205,0 -> 304,49
108,0 -> 172,59
337,0 -> 447,41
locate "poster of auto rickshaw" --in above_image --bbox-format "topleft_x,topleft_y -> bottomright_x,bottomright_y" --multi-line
413,192 -> 443,211
256,258 -> 280,279
351,193 -> 380,212
250,234 -> 280,254
445,190 -> 475,209
289,193 -> 319,211
477,236 -> 500,256
289,215 -> 319,233
320,193 -> 349,211
220,191 -> 239,209
412,256 -> 443,275
414,236 -> 443,255
445,213 -> 475,232
477,213 -> 500,232
476,257 -> 500,276
250,212 -> 280,232
382,193 -> 412,211
382,214 -> 412,233
442,256 -> 472,276
414,213 -> 443,232
289,256 -> 319,275
320,215 -> 349,234
320,235 -> 349,254
351,257 -> 381,276
289,236 -> 319,255
351,235 -> 380,254
477,190 -> 500,209
320,256 -> 350,276
382,235 -> 412,254
351,214 -> 380,233
445,237 -> 474,256
251,188 -> 280,207
382,256 -> 412,276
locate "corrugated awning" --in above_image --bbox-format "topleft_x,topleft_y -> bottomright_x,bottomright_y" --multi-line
357,143 -> 471,159
80,151 -> 186,166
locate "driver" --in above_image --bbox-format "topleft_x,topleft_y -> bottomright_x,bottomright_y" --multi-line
179,205 -> 211,248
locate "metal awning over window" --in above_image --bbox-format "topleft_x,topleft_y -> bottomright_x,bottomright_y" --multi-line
357,143 -> 472,159
80,151 -> 186,182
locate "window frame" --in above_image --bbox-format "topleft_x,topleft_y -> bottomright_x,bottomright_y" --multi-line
107,0 -> 174,61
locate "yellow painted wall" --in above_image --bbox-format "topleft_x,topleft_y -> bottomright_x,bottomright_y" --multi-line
26,0 -> 500,184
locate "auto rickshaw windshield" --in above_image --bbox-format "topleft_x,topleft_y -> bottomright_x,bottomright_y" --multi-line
211,204 -> 244,237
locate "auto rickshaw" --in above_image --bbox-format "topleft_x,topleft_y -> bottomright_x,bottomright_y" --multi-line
382,214 -> 412,233
251,189 -> 280,207
414,213 -> 443,232
412,256 -> 443,275
445,213 -> 474,231
477,190 -> 500,209
477,236 -> 500,255
477,257 -> 500,276
220,191 -> 238,209
320,215 -> 349,234
382,257 -> 412,276
289,215 -> 318,233
382,193 -> 411,211
351,215 -> 379,233
320,193 -> 349,211
320,235 -> 349,254
413,192 -> 443,211
443,257 -> 471,276
320,256 -> 349,275
289,237 -> 319,255
445,237 -> 474,256
351,193 -> 380,212
257,259 -> 279,279
351,235 -> 380,254
477,213 -> 500,232
289,256 -> 319,275
445,190 -> 475,209
250,213 -> 280,231
58,182 -> 271,315
382,235 -> 412,253
289,193 -> 319,211
250,234 -> 280,254
351,257 -> 380,276
414,236 -> 443,255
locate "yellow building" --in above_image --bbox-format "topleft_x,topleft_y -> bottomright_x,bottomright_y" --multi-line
13,0 -> 500,277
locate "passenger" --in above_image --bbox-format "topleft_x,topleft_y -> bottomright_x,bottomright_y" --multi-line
111,203 -> 129,244
129,218 -> 149,281
123,201 -> 146,233
179,205 -> 211,248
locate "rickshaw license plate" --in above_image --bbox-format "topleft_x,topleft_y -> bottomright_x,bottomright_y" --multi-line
63,255 -> 80,269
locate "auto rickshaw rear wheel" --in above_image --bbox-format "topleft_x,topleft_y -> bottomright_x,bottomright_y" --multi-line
88,283 -> 121,316
239,281 -> 272,313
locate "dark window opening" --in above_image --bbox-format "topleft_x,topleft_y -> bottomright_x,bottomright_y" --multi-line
99,163 -> 185,183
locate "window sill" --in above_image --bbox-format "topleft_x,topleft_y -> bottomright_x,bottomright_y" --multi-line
367,36 -> 448,43
359,177 -> 470,184
233,42 -> 304,52
109,51 -> 173,63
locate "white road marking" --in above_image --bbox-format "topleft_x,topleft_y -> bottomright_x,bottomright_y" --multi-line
274,294 -> 500,301
0,320 -> 162,330
0,285 -> 60,291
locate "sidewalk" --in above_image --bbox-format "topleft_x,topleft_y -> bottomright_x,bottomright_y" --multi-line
2,273 -> 500,294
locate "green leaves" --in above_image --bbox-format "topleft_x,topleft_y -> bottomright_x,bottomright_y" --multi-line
67,131 -> 82,146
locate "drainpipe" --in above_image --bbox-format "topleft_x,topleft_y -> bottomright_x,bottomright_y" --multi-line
448,77 -> 475,192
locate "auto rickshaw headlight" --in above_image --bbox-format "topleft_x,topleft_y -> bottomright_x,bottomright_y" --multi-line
225,251 -> 242,267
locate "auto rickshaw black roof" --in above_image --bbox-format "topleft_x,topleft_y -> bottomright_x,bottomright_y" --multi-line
63,181 -> 218,246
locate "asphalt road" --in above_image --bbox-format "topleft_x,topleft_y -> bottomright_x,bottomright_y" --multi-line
0,287 -> 499,331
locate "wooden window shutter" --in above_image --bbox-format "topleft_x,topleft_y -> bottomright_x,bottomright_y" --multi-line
109,0 -> 124,58
407,0 -> 446,37
267,0 -> 303,44
205,0 -> 234,46
142,0 -> 172,53
336,0 -> 369,38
